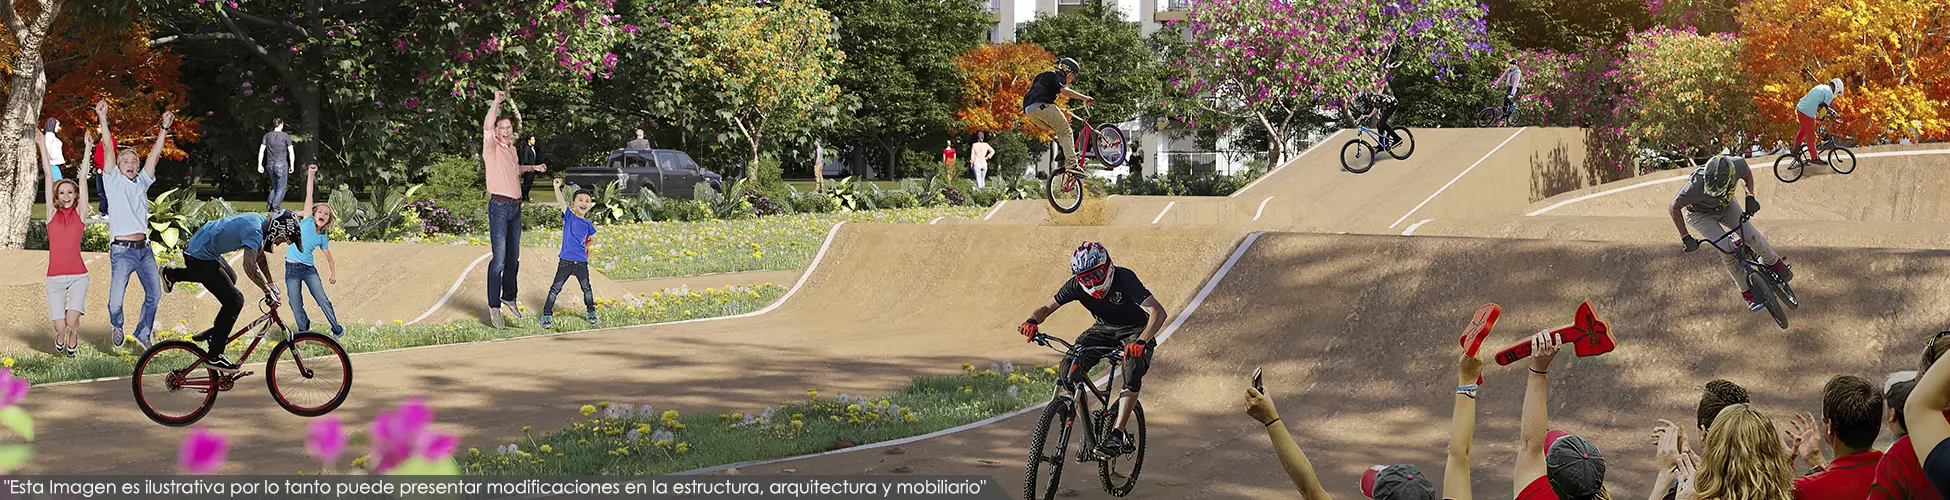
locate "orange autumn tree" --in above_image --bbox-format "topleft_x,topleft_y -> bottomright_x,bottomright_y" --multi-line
1737,0 -> 1950,143
0,18 -> 198,162
954,42 -> 1055,141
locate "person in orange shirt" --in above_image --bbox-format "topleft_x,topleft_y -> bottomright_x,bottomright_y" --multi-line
482,90 -> 548,328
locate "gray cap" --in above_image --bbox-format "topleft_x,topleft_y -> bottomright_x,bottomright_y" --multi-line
1360,464 -> 1437,500
1546,430 -> 1606,500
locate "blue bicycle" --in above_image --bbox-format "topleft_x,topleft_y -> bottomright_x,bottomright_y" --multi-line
1685,207 -> 1798,330
1339,123 -> 1415,173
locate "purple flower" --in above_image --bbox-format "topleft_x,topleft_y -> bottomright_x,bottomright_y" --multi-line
368,397 -> 456,473
179,426 -> 229,474
306,417 -> 350,466
0,369 -> 26,409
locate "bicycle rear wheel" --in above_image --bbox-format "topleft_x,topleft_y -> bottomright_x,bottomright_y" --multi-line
266,332 -> 353,417
1045,169 -> 1085,214
1387,127 -> 1416,160
1748,271 -> 1787,330
1773,155 -> 1803,183
1098,400 -> 1146,497
1024,399 -> 1074,500
1826,147 -> 1856,174
132,340 -> 221,427
1340,140 -> 1375,174
1092,125 -> 1127,167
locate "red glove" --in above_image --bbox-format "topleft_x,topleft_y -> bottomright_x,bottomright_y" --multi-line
1019,321 -> 1040,342
1125,340 -> 1148,358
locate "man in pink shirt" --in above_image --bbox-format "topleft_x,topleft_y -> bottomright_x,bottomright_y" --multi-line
483,90 -> 548,328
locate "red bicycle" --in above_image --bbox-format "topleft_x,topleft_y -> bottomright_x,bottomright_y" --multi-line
133,292 -> 353,426
1045,102 -> 1127,213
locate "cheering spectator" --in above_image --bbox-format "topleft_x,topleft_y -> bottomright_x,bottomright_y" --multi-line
1515,331 -> 1610,500
1872,332 -> 1950,500
1787,375 -> 1884,499
1687,403 -> 1797,499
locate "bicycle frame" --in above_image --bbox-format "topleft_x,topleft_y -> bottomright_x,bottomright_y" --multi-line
1054,104 -> 1105,173
1697,211 -> 1771,270
1036,334 -> 1127,435
1354,124 -> 1390,149
180,296 -> 290,384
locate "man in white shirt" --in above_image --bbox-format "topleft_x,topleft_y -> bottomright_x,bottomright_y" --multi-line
97,101 -> 173,349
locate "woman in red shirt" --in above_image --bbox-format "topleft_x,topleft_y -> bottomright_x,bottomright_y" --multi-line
40,130 -> 94,356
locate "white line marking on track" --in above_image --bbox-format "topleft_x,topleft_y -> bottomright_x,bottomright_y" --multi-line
928,217 -> 943,225
1253,196 -> 1274,221
36,222 -> 850,389
980,202 -> 1005,220
406,252 -> 494,325
1232,131 -> 1342,198
1390,128 -> 1527,229
1402,219 -> 1433,236
1526,148 -> 1950,216
1151,201 -> 1177,224
662,232 -> 1268,479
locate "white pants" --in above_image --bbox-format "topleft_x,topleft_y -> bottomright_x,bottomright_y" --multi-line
973,164 -> 988,188
1686,203 -> 1781,292
45,274 -> 88,321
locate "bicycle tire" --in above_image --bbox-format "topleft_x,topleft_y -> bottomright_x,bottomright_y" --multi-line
1024,399 -> 1072,500
1773,155 -> 1803,183
1387,127 -> 1416,160
1749,271 -> 1787,330
1093,125 -> 1127,168
266,332 -> 354,417
1474,108 -> 1500,128
1340,140 -> 1375,174
1827,147 -> 1856,174
1045,169 -> 1085,214
132,340 -> 221,427
1775,277 -> 1799,310
1097,400 -> 1146,497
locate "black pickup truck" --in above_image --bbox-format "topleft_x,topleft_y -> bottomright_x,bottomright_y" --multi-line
562,149 -> 724,198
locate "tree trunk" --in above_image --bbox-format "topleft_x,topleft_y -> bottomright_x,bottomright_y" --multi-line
0,5 -> 56,249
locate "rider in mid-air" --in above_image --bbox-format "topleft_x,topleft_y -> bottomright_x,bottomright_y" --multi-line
1349,88 -> 1401,144
1794,78 -> 1845,166
1022,58 -> 1095,172
1672,156 -> 1793,311
1018,242 -> 1167,460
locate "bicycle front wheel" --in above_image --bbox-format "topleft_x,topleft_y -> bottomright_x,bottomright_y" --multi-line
1773,155 -> 1803,183
1474,108 -> 1499,127
132,340 -> 220,427
1045,169 -> 1085,214
1748,271 -> 1788,330
1340,140 -> 1375,174
1826,147 -> 1856,174
1387,127 -> 1416,160
1024,399 -> 1073,500
1092,125 -> 1127,167
266,332 -> 353,417
1098,400 -> 1146,497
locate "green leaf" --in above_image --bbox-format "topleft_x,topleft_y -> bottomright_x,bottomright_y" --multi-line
0,407 -> 32,441
0,445 -> 31,473
386,457 -> 461,476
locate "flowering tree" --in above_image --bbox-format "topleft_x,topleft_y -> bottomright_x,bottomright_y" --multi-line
953,43 -> 1056,139
1619,28 -> 1751,157
1166,0 -> 1490,163
1738,0 -> 1950,143
674,0 -> 842,166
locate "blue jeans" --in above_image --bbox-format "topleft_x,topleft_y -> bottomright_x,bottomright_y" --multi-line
267,165 -> 289,211
486,198 -> 523,309
108,242 -> 162,343
285,262 -> 343,336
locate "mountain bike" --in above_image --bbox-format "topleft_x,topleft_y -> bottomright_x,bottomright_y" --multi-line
133,292 -> 354,426
1023,331 -> 1146,499
1044,103 -> 1128,214
1339,122 -> 1415,174
1474,95 -> 1519,127
1774,111 -> 1855,183
1687,208 -> 1798,330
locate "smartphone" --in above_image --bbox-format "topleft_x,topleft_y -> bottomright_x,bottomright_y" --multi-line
1251,367 -> 1264,394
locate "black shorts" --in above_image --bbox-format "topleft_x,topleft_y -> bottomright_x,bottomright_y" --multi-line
1055,324 -> 1151,394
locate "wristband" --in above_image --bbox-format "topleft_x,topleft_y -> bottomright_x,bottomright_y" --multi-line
1529,368 -> 1548,375
1457,384 -> 1478,399
1263,417 -> 1280,428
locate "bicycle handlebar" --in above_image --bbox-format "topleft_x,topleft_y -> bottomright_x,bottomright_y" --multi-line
1689,209 -> 1758,255
1030,332 -> 1124,359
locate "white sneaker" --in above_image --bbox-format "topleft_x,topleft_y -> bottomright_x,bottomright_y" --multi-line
488,308 -> 507,329
507,301 -> 527,319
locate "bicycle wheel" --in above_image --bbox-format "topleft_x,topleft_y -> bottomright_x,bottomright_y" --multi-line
1045,169 -> 1085,214
1024,399 -> 1074,500
1748,271 -> 1787,330
1098,400 -> 1146,497
1773,155 -> 1803,183
1092,125 -> 1127,167
1340,140 -> 1375,174
1474,108 -> 1500,127
1826,147 -> 1856,174
1387,127 -> 1416,160
266,332 -> 353,417
132,340 -> 221,427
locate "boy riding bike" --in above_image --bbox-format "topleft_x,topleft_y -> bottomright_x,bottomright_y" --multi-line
1492,58 -> 1523,122
1349,89 -> 1401,144
1671,156 -> 1793,311
1018,242 -> 1167,460
1795,78 -> 1845,166
163,211 -> 304,372
1022,58 -> 1095,171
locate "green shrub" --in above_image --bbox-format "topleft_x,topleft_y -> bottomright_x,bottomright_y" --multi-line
523,203 -> 565,229
744,154 -> 791,202
873,190 -> 919,209
424,154 -> 483,203
666,199 -> 715,221
899,150 -> 938,180
792,192 -> 839,213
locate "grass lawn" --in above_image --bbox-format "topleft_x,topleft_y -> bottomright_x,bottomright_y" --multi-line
464,362 -> 1059,475
2,283 -> 786,386
396,206 -> 986,281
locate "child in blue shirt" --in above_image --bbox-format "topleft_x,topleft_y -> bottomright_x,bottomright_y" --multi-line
284,165 -> 343,337
542,177 -> 598,328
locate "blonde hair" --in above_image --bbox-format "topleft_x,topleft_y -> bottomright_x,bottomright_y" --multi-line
1695,404 -> 1797,500
51,179 -> 79,210
311,203 -> 335,229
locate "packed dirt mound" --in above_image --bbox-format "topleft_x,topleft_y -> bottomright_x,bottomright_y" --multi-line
1401,216 -> 1950,251
1529,144 -> 1950,222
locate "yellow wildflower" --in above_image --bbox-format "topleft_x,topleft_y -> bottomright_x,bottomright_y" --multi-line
580,405 -> 597,416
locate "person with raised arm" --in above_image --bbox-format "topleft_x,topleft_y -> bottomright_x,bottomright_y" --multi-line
37,125 -> 91,356
97,101 -> 170,350
481,89 -> 548,328
283,164 -> 344,338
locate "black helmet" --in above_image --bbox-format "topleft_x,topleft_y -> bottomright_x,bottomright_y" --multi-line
1057,57 -> 1080,76
264,209 -> 303,247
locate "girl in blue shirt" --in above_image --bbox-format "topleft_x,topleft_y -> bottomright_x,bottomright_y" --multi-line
285,165 -> 343,337
542,177 -> 598,328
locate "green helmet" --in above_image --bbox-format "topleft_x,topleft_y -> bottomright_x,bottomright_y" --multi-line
1700,156 -> 1738,199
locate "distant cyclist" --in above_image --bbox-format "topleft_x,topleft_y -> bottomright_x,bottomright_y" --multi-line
1018,242 -> 1167,460
1672,156 -> 1793,311
1491,58 -> 1523,123
1022,58 -> 1095,171
163,211 -> 303,371
1349,89 -> 1401,144
1795,78 -> 1845,166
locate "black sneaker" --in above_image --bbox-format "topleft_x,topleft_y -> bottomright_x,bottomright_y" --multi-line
1100,429 -> 1135,456
205,355 -> 241,373
111,327 -> 127,348
162,272 -> 177,294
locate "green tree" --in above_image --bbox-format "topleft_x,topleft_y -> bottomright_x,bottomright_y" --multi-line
1485,0 -> 1650,52
819,0 -> 988,179
1016,0 -> 1165,125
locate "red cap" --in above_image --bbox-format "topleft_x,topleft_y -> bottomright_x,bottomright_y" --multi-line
1360,465 -> 1388,497
1547,429 -> 1571,447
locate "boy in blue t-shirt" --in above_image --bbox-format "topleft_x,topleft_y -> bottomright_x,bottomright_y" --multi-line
541,177 -> 598,328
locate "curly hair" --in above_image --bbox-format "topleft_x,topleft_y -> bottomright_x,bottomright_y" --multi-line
1695,404 -> 1796,500
1923,330 -> 1950,374
1697,379 -> 1751,432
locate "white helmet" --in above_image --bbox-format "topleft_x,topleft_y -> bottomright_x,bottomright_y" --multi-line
1829,78 -> 1845,97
